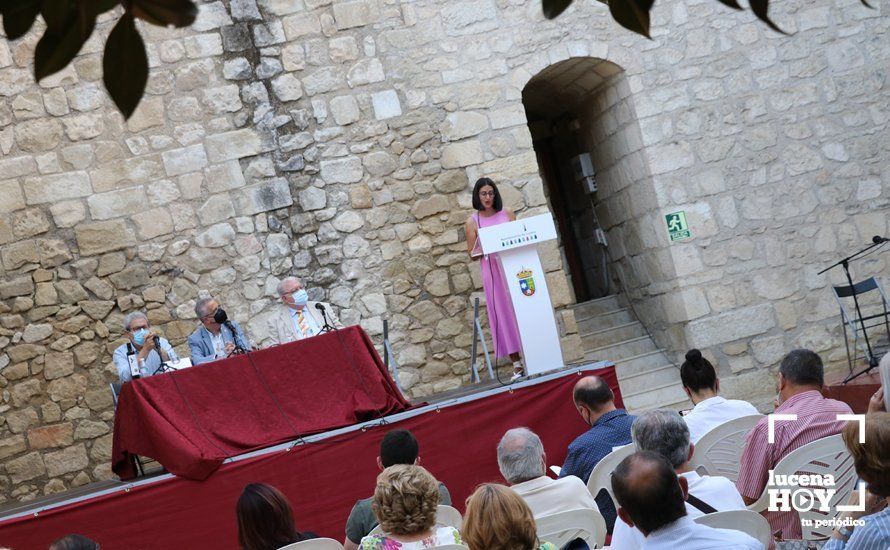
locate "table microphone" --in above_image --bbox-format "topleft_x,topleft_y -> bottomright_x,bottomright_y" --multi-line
315,303 -> 336,332
872,235 -> 889,244
213,307 -> 245,353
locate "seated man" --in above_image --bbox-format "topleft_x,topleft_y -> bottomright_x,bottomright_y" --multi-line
612,451 -> 760,549
498,427 -> 600,517
680,348 -> 760,443
188,296 -> 251,365
737,349 -> 853,540
112,311 -> 175,382
610,409 -> 746,549
559,375 -> 635,533
343,429 -> 451,550
269,276 -> 342,346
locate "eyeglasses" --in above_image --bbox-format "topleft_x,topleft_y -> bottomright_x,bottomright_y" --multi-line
200,308 -> 218,321
128,325 -> 149,332
479,191 -> 495,197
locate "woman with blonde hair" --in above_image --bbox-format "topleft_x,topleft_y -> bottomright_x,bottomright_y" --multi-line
360,464 -> 461,549
463,483 -> 557,550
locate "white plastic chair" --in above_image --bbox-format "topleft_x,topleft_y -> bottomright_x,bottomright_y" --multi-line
278,538 -> 343,549
535,508 -> 607,549
747,434 -> 857,540
369,504 -> 463,535
689,414 -> 763,482
585,443 -> 634,510
693,509 -> 772,547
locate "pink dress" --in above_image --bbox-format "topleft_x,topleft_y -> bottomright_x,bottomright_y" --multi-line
474,210 -> 522,358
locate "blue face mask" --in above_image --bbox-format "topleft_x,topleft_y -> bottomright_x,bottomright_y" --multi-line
133,328 -> 149,346
291,289 -> 309,307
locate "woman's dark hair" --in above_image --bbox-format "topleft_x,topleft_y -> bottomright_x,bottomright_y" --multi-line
49,535 -> 100,550
237,483 -> 305,550
679,349 -> 717,393
472,177 -> 503,212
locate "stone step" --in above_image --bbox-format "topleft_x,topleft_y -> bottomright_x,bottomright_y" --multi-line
572,294 -> 626,319
612,350 -> 671,376
621,382 -> 688,412
576,308 -> 635,333
579,322 -> 648,350
584,336 -> 657,362
617,364 -> 680,390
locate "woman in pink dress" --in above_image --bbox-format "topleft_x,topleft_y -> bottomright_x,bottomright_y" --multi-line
464,177 -> 524,379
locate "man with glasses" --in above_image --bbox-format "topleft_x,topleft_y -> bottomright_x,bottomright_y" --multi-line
187,296 -> 251,364
269,276 -> 342,346
113,311 -> 175,382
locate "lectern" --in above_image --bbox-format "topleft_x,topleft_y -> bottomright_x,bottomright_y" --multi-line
477,213 -> 565,376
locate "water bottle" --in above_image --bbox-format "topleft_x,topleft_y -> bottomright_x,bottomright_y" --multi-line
168,348 -> 180,368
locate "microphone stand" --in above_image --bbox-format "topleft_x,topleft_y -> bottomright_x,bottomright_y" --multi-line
316,304 -> 335,333
224,320 -> 248,355
817,239 -> 886,382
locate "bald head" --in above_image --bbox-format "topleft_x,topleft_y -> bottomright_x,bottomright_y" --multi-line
611,451 -> 687,535
573,376 -> 614,411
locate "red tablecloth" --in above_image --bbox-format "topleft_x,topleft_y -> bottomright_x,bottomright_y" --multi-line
111,326 -> 411,480
0,365 -> 620,550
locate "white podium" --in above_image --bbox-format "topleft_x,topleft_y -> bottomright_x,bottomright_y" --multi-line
477,213 -> 565,376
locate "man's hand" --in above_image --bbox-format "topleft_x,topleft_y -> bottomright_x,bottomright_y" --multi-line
868,387 -> 885,413
224,342 -> 236,355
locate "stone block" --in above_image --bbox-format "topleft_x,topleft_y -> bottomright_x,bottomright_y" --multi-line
299,187 -> 327,211
329,36 -> 359,63
233,178 -> 293,215
371,89 -> 401,120
321,156 -> 363,184
283,13 -> 321,39
44,444 -> 89,477
87,187 -> 144,220
441,141 -> 482,168
0,276 -> 34,299
55,280 -> 89,303
441,0 -> 498,36
44,351 -> 75,380
127,96 -> 165,132
22,171 -> 91,204
48,200 -> 86,228
6,407 -> 39,433
6,451 -> 46,483
685,303 -> 776,348
0,434 -> 26,460
12,208 -> 51,238
47,373 -> 88,402
15,118 -> 63,152
332,211 -> 364,233
423,269 -> 450,297
272,73 -> 303,102
22,323 -> 53,343
1,240 -> 39,270
0,179 -> 25,212
75,220 -> 136,256
74,419 -> 110,440
346,58 -> 385,87
192,1 -> 233,31
441,111 -> 489,141
109,265 -> 150,290
91,157 -> 163,193
162,144 -> 208,177
411,195 -> 451,219
132,208 -> 174,239
330,95 -> 360,125
196,223 -> 236,248
27,423 -> 74,449
332,0 -> 380,30
206,162 -> 247,193
205,129 -> 272,162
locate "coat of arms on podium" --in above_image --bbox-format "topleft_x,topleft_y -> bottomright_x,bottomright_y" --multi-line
517,268 -> 535,297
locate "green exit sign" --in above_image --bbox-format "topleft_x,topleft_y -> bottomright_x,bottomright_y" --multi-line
665,211 -> 691,242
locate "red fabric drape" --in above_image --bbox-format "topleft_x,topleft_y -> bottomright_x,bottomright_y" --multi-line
112,327 -> 411,480
0,365 -> 620,550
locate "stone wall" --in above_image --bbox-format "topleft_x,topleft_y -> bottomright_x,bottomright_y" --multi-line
0,0 -> 887,503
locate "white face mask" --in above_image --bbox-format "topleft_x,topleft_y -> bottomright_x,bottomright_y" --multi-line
290,289 -> 309,307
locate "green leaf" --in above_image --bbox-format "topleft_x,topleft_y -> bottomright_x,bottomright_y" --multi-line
0,0 -> 42,39
103,13 -> 148,118
609,0 -> 655,39
35,7 -> 97,81
542,0 -> 574,20
131,0 -> 197,27
749,0 -> 788,35
714,0 -> 743,9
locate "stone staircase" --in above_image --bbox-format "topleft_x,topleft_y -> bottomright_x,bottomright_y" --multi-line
571,294 -> 688,412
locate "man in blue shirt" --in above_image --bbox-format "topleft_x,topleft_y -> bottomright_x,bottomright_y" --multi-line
559,375 -> 636,533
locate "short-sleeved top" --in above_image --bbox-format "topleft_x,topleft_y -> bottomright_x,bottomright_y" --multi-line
735,390 -> 852,540
346,482 -> 451,544
823,507 -> 890,550
683,396 -> 760,443
112,339 -> 175,383
559,409 -> 636,532
359,526 -> 461,549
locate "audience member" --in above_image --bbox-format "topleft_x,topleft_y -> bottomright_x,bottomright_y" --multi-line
559,375 -> 635,532
680,349 -> 760,442
48,534 -> 100,550
112,311 -> 175,382
269,276 -> 343,345
736,349 -> 852,540
344,430 -> 451,550
236,483 -> 315,550
463,483 -> 558,550
188,296 -> 251,364
611,451 -> 760,549
497,427 -> 600,517
824,412 -> 890,549
359,465 -> 460,549
610,409 -> 746,549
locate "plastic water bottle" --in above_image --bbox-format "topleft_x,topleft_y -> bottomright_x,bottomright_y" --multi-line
168,348 -> 180,368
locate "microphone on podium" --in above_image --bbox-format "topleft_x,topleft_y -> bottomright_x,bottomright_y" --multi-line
872,236 -> 889,244
213,307 -> 246,353
315,303 -> 336,333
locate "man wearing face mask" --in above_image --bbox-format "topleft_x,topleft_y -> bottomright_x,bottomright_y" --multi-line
113,311 -> 175,382
269,276 -> 342,346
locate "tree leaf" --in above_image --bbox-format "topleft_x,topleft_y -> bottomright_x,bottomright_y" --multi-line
35,7 -> 97,82
609,0 -> 656,39
103,13 -> 148,118
542,0 -> 574,20
131,0 -> 197,28
0,0 -> 42,39
749,0 -> 788,35
714,0 -> 743,10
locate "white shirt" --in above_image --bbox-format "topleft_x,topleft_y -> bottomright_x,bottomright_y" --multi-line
610,471 -> 746,550
511,475 -> 600,518
643,516 -> 761,550
207,328 -> 226,359
683,396 -> 760,443
290,306 -> 320,338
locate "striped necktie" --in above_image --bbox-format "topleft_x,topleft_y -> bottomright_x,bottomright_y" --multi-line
297,310 -> 311,337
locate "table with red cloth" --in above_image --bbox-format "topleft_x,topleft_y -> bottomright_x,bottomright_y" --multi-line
112,326 -> 411,480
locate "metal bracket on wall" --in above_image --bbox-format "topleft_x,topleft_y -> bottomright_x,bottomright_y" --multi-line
382,319 -> 405,394
470,297 -> 495,383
